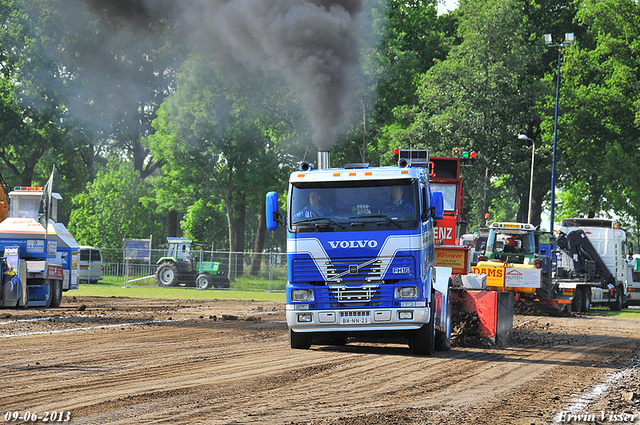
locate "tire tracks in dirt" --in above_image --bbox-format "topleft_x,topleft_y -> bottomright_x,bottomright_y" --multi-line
1,298 -> 639,425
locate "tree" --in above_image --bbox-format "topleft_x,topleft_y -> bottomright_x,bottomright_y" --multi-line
148,51 -> 302,275
55,0 -> 187,178
0,0 -> 188,223
181,199 -> 229,250
367,0 -> 452,165
553,0 -> 640,233
0,0 -> 92,198
68,159 -> 163,249
409,0 -> 545,228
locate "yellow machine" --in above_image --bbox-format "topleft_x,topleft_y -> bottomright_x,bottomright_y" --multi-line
473,260 -> 539,295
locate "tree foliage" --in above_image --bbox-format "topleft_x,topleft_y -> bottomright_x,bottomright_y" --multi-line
410,0 -> 545,228
68,159 -> 163,249
0,1 -> 89,192
181,199 -> 229,249
148,50 -> 302,265
556,0 -> 640,233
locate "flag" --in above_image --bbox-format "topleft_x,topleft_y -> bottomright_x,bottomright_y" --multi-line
38,165 -> 57,231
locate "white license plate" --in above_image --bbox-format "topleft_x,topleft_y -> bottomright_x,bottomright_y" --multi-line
340,317 -> 371,325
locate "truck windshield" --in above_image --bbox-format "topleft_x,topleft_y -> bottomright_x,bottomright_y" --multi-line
9,195 -> 40,219
430,183 -> 456,212
487,229 -> 535,255
290,179 -> 419,232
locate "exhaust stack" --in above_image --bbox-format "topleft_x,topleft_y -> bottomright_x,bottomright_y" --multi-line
318,151 -> 330,170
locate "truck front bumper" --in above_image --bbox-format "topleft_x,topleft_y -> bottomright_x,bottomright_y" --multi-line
286,305 -> 430,333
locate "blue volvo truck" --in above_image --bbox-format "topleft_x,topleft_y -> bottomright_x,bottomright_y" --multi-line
266,149 -> 452,355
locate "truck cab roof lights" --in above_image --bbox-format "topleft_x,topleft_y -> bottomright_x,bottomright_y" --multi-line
396,149 -> 430,168
14,186 -> 43,191
490,222 -> 535,231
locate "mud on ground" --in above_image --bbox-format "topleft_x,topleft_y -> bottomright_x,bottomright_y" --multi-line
1,296 -> 639,424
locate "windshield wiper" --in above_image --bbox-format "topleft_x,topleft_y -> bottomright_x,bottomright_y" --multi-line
294,217 -> 345,229
349,214 -> 402,229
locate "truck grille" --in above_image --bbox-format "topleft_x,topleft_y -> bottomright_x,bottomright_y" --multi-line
291,256 -> 414,286
328,284 -> 381,307
326,258 -> 383,281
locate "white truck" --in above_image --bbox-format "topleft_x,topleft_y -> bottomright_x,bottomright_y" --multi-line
555,218 -> 629,312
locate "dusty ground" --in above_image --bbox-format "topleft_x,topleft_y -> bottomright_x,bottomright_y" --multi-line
1,296 -> 639,425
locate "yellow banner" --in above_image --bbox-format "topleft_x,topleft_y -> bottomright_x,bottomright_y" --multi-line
472,262 -> 505,288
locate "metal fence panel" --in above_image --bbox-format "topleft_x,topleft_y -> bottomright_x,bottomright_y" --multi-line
96,248 -> 287,291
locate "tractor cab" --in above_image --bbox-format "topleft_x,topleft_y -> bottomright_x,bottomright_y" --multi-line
484,222 -> 537,264
166,237 -> 194,261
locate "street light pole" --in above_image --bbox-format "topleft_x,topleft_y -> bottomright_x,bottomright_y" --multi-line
544,32 -> 574,235
518,134 -> 535,224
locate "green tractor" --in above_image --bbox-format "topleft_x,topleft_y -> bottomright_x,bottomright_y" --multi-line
155,237 -> 230,289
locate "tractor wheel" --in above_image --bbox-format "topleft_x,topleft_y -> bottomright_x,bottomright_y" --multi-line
156,262 -> 179,287
50,280 -> 63,308
196,273 -> 213,290
411,295 -> 435,355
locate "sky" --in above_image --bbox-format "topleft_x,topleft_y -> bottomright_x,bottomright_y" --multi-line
437,0 -> 459,15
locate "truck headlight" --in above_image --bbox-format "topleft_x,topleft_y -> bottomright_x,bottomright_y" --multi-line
395,286 -> 418,299
292,289 -> 314,302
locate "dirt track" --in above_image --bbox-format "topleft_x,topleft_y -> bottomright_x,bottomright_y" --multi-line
1,296 -> 639,425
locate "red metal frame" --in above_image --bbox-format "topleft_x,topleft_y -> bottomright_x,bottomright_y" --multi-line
429,157 -> 464,245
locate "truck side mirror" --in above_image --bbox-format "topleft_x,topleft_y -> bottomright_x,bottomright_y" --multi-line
430,191 -> 444,220
266,191 -> 281,231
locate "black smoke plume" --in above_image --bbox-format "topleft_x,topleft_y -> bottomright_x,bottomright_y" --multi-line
85,0 -> 367,151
